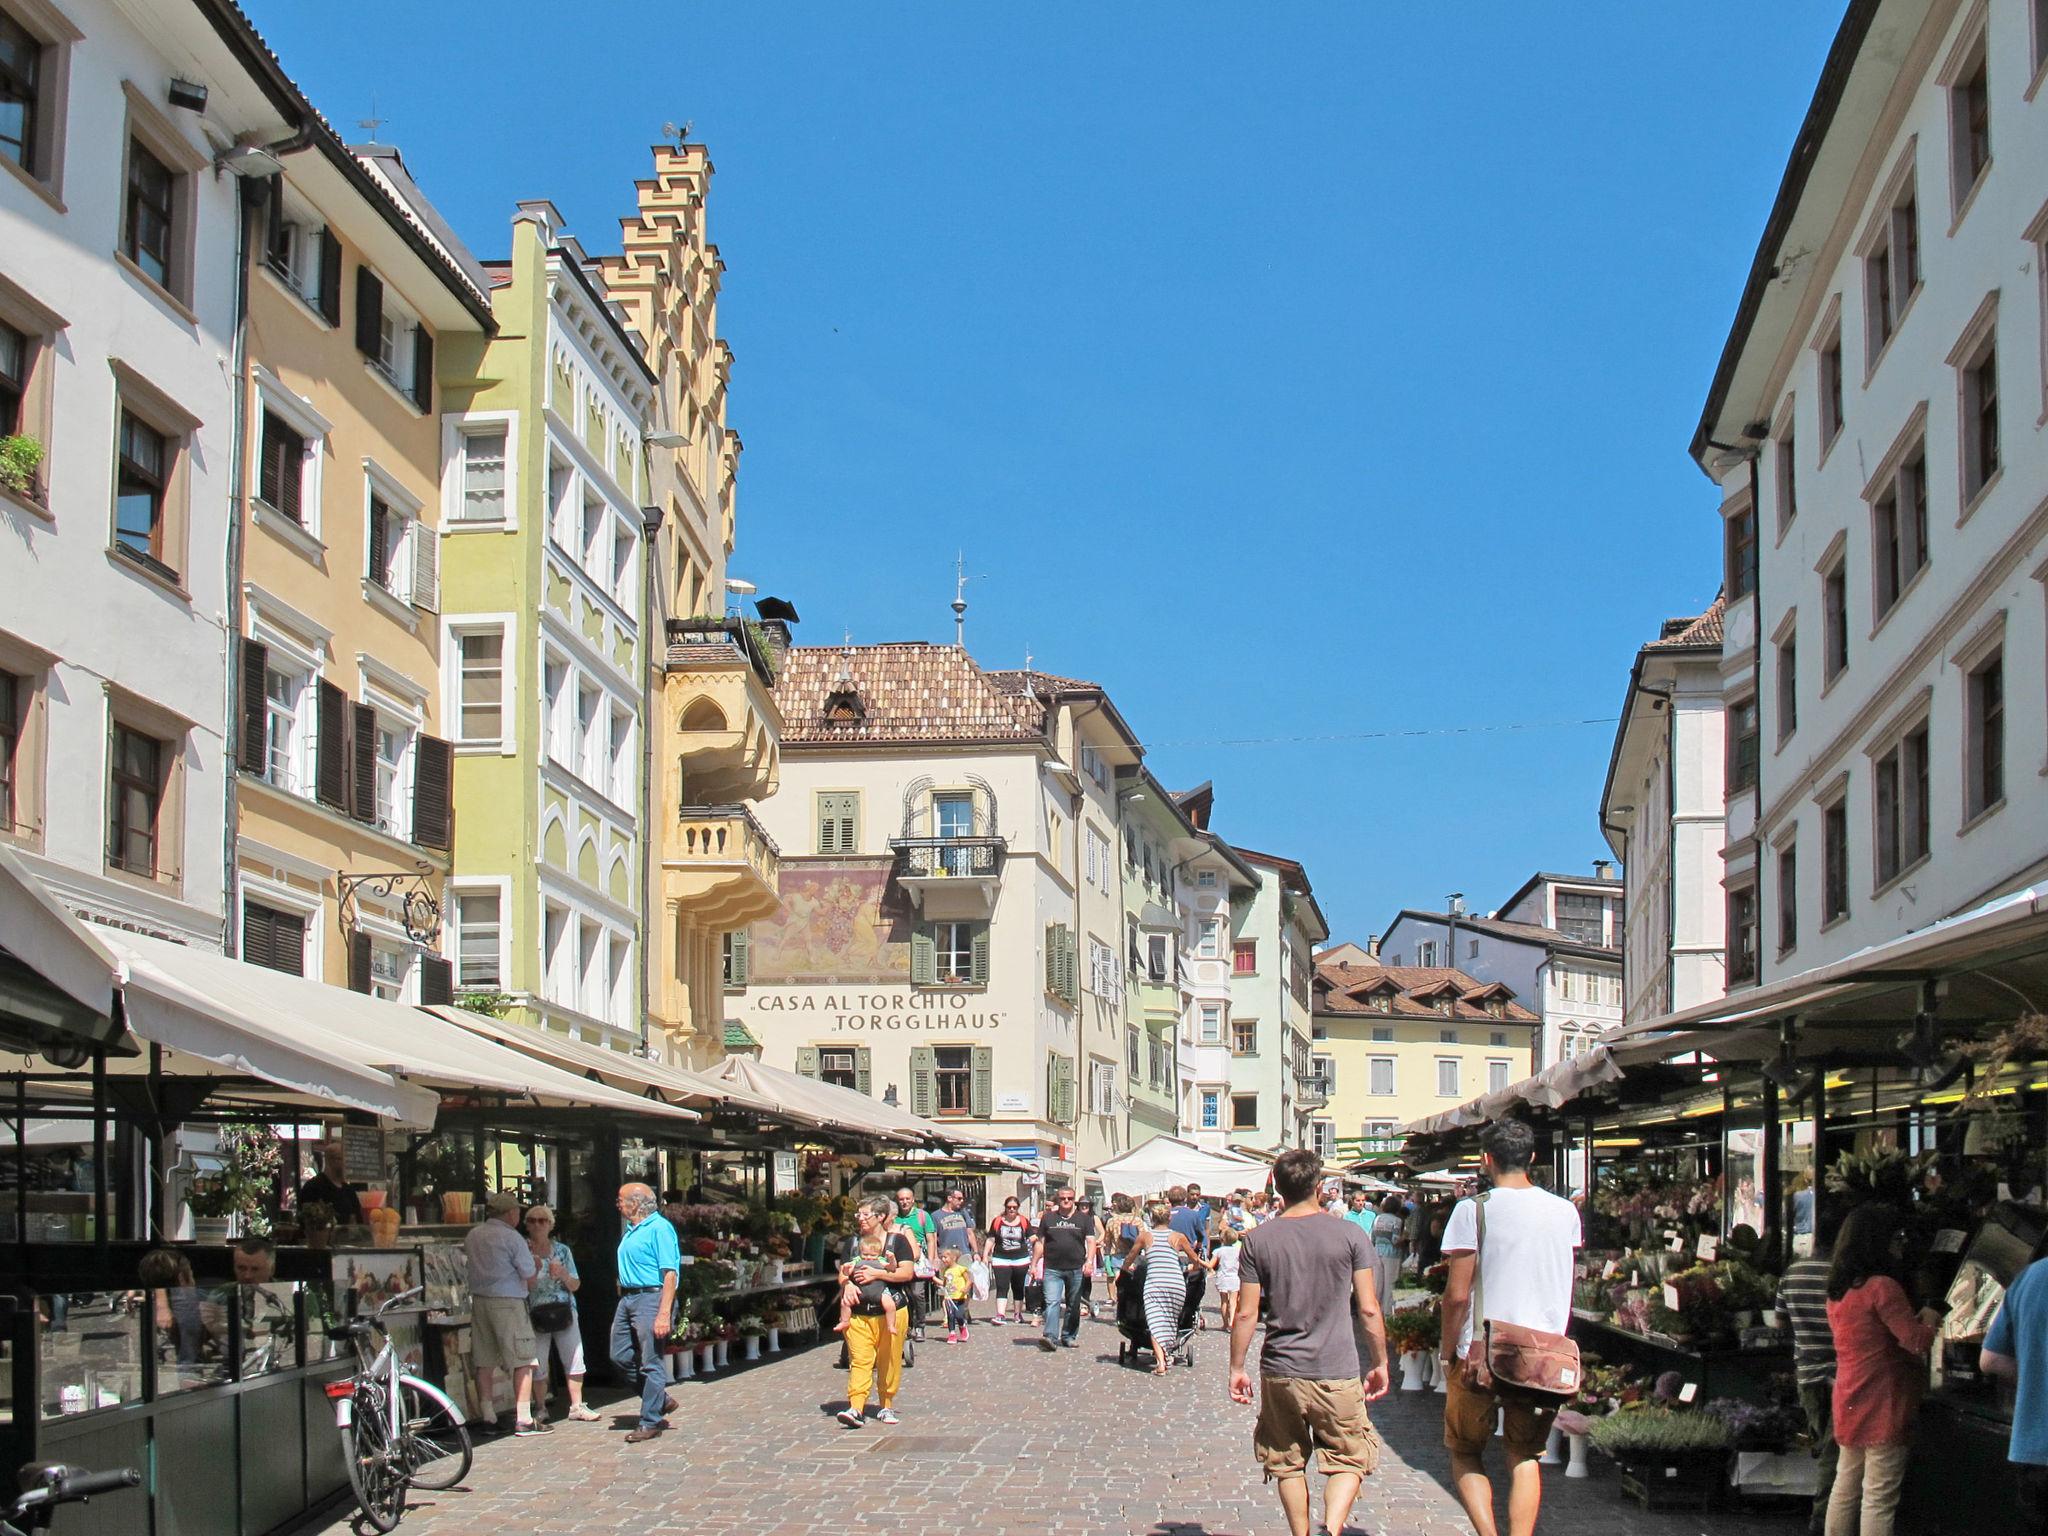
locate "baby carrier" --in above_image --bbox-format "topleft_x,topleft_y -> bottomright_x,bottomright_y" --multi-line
1113,1250 -> 1204,1369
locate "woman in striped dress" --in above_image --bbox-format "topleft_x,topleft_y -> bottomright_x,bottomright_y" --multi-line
1136,1200 -> 1206,1375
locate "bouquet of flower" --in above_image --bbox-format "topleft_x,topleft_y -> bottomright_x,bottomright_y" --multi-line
1703,1397 -> 1806,1452
1384,1305 -> 1441,1356
692,1236 -> 721,1260
1419,1262 -> 1450,1295
766,1235 -> 792,1259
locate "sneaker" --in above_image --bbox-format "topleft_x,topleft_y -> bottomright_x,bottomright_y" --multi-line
836,1408 -> 865,1429
876,1408 -> 900,1425
1037,1337 -> 1057,1352
566,1404 -> 600,1421
514,1419 -> 550,1436
1061,1339 -> 1078,1349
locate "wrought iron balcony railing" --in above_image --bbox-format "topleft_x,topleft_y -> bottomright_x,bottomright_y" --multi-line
889,835 -> 1005,879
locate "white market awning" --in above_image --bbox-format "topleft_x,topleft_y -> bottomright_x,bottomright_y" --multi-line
0,845 -> 128,1047
1092,1136 -> 1270,1201
711,1055 -> 983,1147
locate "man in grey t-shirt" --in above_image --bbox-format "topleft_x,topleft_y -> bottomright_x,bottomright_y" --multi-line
1230,1148 -> 1390,1536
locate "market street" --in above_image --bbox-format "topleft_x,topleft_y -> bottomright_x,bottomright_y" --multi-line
291,1313 -> 1789,1536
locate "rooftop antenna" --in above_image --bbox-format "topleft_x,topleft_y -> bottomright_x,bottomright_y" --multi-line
357,97 -> 386,144
951,553 -> 971,650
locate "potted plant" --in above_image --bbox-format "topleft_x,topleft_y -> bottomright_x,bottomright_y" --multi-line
738,1311 -> 767,1361
186,1122 -> 281,1240
0,435 -> 43,501
1589,1405 -> 1731,1509
1385,1305 -> 1441,1391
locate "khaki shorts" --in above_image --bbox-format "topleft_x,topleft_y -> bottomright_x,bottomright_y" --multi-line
1254,1376 -> 1381,1482
1443,1366 -> 1554,1461
470,1295 -> 536,1370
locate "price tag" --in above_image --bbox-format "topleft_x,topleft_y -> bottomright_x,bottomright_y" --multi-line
1696,1235 -> 1719,1262
1933,1229 -> 1967,1254
1663,1283 -> 1681,1311
1667,1233 -> 1686,1253
1678,1382 -> 1698,1403
1602,1259 -> 1619,1279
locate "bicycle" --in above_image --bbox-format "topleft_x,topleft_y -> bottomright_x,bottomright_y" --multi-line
325,1286 -> 471,1533
1,1462 -> 139,1533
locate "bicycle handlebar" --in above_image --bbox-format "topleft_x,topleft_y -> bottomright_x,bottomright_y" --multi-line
374,1286 -> 424,1318
10,1464 -> 141,1518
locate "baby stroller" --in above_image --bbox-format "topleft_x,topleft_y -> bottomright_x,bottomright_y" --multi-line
1114,1252 -> 1204,1369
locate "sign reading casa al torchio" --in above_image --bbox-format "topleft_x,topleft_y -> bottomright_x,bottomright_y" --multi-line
749,991 -> 1008,1031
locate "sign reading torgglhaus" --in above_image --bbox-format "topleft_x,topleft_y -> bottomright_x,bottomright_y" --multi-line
749,990 -> 1006,1031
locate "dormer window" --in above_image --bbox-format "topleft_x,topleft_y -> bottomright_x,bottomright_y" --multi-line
1371,994 -> 1391,1013
1437,997 -> 1453,1016
1488,998 -> 1505,1018
823,688 -> 863,726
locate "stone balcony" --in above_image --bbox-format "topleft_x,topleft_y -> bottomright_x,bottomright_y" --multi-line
661,618 -> 782,805
661,804 -> 782,929
888,835 -> 1005,921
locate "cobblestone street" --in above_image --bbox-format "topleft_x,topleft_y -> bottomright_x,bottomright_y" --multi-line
293,1311 -> 1795,1536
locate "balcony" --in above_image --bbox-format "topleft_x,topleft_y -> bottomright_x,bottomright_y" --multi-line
660,618 -> 782,804
1295,1072 -> 1331,1111
888,835 -> 1005,920
661,804 -> 782,929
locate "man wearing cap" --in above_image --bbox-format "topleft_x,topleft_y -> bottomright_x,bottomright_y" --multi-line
464,1190 -> 541,1435
612,1182 -> 681,1444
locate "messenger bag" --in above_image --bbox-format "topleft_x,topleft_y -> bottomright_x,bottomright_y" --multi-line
1472,1192 -> 1581,1398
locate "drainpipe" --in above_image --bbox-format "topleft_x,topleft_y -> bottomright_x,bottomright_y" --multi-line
639,505 -> 663,1061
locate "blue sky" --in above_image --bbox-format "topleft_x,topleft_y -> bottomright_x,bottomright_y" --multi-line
247,1 -> 1845,944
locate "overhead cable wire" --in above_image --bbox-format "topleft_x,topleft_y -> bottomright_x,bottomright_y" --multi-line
1140,715 -> 1621,751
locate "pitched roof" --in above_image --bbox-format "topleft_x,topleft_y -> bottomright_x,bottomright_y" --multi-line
1646,594 -> 1726,651
1391,909 -> 1621,962
1312,959 -> 1540,1024
772,644 -> 1051,747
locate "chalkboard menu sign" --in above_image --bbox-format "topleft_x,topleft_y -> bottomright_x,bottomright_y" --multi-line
340,1126 -> 385,1184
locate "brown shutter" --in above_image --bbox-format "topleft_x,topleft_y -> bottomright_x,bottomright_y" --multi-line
276,422 -> 302,523
410,327 -> 434,413
256,415 -> 280,509
317,228 -> 342,326
412,734 -> 452,851
418,954 -> 453,1006
316,680 -> 349,810
367,501 -> 386,583
237,637 -> 268,776
241,900 -> 273,969
351,701 -> 378,825
354,266 -> 382,359
347,929 -> 372,993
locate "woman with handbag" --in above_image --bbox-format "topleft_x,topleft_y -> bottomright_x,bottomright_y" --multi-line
524,1204 -> 597,1424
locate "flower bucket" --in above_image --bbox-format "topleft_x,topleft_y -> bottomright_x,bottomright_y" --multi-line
742,1334 -> 761,1362
767,1328 -> 781,1354
760,1259 -> 784,1285
1434,1366 -> 1448,1395
1399,1353 -> 1428,1391
669,1348 -> 692,1383
714,1338 -> 730,1369
1541,1423 -> 1565,1465
697,1343 -> 716,1374
192,1217 -> 232,1244
1566,1433 -> 1590,1479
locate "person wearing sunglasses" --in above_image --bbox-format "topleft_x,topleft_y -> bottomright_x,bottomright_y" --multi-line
523,1205 -> 596,1425
986,1196 -> 1033,1324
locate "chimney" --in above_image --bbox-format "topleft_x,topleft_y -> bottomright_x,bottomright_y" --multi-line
755,618 -> 794,668
1593,859 -> 1615,881
1448,892 -> 1466,917
1366,934 -> 1381,960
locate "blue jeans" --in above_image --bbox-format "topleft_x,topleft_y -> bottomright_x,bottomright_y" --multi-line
609,1290 -> 667,1428
1042,1268 -> 1085,1344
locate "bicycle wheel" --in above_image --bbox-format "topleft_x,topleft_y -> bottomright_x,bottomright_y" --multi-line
397,1375 -> 472,1492
343,1386 -> 407,1533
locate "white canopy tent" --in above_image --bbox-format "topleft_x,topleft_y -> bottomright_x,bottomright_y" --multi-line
711,1055 -> 993,1147
1092,1136 -> 1270,1201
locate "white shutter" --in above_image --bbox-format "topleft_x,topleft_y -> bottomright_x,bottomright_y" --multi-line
412,519 -> 439,612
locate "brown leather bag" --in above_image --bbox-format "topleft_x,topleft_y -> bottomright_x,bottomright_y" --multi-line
1472,1193 -> 1582,1398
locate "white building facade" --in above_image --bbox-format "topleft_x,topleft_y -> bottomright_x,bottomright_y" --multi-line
1600,601 -> 1731,1022
1698,0 -> 2048,982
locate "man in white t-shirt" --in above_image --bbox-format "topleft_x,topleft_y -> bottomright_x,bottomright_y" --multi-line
1439,1120 -> 1580,1536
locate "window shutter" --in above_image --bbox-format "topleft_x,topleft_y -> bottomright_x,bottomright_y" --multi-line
1045,926 -> 1060,994
1062,930 -> 1078,1005
367,503 -> 387,582
816,794 -> 838,854
969,923 -> 989,986
970,1046 -> 993,1118
317,228 -> 342,326
242,902 -> 273,970
794,1046 -> 820,1079
418,954 -> 453,1006
276,425 -> 302,523
257,418 -> 281,510
263,186 -> 284,266
909,1046 -> 935,1118
410,326 -> 435,413
853,1047 -> 872,1096
237,637 -> 268,775
354,266 -> 383,359
910,926 -> 935,986
347,929 -> 372,993
351,701 -> 378,824
316,680 -> 349,810
727,929 -> 749,987
1053,1056 -> 1074,1123
411,521 -> 439,613
412,734 -> 453,850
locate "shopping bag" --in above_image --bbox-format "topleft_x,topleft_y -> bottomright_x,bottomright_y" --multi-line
968,1259 -> 991,1300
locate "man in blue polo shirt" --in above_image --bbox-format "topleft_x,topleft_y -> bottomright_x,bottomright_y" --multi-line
1983,1254 -> 2048,1530
610,1182 -> 680,1444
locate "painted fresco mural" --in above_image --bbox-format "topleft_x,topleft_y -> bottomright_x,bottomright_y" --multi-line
750,860 -> 910,982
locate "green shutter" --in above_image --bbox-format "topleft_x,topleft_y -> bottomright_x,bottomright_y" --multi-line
816,794 -> 837,854
795,1046 -> 820,1079
726,929 -> 749,987
909,1046 -> 935,1118
816,792 -> 857,853
1053,1056 -> 1075,1123
910,925 -> 936,985
969,923 -> 989,985
1046,1054 -> 1057,1122
970,1046 -> 993,1118
1062,929 -> 1079,1005
1045,925 -> 1060,994
854,1046 -> 872,1096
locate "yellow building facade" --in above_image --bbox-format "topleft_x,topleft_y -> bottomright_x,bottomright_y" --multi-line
598,145 -> 782,1069
230,142 -> 493,997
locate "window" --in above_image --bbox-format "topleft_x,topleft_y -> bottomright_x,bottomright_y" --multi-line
1776,627 -> 1798,743
720,929 -> 748,989
914,920 -> 987,987
1196,869 -> 1216,888
1232,1018 -> 1257,1056
367,496 -> 411,599
1728,695 -> 1759,794
1087,936 -> 1118,996
1230,1094 -> 1259,1130
1873,724 -> 1930,885
1435,1058 -> 1460,1098
1558,967 -> 1576,1002
123,137 -> 175,289
1823,797 -> 1850,925
457,630 -> 504,741
372,713 -> 413,838
114,409 -> 169,566
815,791 -> 858,853
935,1045 -> 973,1116
1089,1058 -> 1116,1113
1414,939 -> 1440,967
1871,448 -> 1928,618
1146,933 -> 1169,982
1725,500 -> 1757,601
1369,1057 -> 1395,1096
608,708 -> 632,805
1864,177 -> 1920,355
1487,1059 -> 1511,1094
1727,882 -> 1758,985
1199,1090 -> 1221,1131
0,318 -> 25,438
1199,1003 -> 1222,1045
368,940 -> 409,1003
256,410 -> 307,524
1819,326 -> 1844,447
240,899 -> 306,976
0,668 -> 17,832
1309,1120 -> 1336,1158
1959,328 -> 2000,506
1556,891 -> 1605,945
263,193 -> 337,319
455,888 -> 502,990
1949,45 -> 1991,212
1822,555 -> 1849,683
1776,841 -> 1798,955
107,721 -> 165,877
1125,1026 -> 1140,1078
455,428 -> 508,522
1966,647 -> 2004,821
1232,939 -> 1256,975
1310,1053 -> 1334,1095
260,660 -> 307,793
1438,1026 -> 1457,1044
1197,918 -> 1221,959
1084,825 -> 1112,889
0,9 -> 40,175
820,1049 -> 860,1092
541,655 -> 569,766
1490,1031 -> 1508,1048
1775,425 -> 1797,532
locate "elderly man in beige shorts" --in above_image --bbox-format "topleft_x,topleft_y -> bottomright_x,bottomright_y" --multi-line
463,1190 -> 542,1434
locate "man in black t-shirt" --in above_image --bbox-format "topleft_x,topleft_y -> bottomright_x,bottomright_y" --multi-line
296,1141 -> 363,1225
1032,1185 -> 1099,1351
